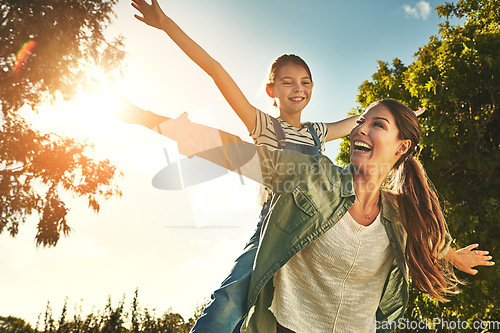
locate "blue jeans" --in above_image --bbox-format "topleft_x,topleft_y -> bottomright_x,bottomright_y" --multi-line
190,201 -> 270,333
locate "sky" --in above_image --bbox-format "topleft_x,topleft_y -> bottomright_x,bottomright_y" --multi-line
1,0 -> 453,326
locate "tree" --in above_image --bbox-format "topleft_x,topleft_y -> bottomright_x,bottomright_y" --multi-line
0,0 -> 125,246
0,316 -> 35,332
29,291 -> 196,332
337,0 -> 499,329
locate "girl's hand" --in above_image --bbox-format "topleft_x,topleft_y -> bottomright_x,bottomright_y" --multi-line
450,244 -> 495,275
131,0 -> 167,30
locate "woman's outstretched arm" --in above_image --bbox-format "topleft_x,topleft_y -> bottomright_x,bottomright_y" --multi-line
131,0 -> 256,132
444,243 -> 495,275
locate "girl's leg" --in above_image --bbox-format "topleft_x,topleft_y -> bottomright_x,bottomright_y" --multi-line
190,202 -> 269,333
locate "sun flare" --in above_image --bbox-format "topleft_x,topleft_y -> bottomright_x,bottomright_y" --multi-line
21,79 -> 130,152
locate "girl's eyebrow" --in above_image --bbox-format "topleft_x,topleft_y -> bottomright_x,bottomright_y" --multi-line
279,76 -> 311,80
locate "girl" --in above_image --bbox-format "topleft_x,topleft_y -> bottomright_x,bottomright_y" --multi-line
130,1 -> 359,331
151,99 -> 494,332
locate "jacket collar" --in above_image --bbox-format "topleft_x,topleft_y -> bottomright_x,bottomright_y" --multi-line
380,190 -> 399,224
340,164 -> 399,225
340,164 -> 356,197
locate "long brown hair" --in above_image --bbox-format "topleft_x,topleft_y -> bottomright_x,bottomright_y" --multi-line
376,99 -> 462,302
266,54 -> 313,108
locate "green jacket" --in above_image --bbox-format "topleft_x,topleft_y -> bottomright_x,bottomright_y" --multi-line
241,147 -> 451,333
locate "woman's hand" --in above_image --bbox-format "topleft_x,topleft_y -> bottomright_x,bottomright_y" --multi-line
447,244 -> 495,275
131,0 -> 167,30
414,107 -> 426,117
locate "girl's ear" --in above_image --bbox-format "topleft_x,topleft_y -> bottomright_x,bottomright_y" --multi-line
265,84 -> 274,98
397,139 -> 412,156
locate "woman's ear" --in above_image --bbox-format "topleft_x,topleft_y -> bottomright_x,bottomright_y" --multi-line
397,139 -> 412,156
265,84 -> 274,98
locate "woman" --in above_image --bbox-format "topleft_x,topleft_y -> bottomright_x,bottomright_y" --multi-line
109,96 -> 493,332
154,99 -> 493,332
241,99 -> 494,332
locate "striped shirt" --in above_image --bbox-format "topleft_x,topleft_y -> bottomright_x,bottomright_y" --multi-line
250,109 -> 328,151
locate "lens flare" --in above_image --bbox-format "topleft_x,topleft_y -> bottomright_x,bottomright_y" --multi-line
14,40 -> 37,76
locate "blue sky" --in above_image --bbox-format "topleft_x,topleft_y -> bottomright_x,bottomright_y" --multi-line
1,0 -> 451,325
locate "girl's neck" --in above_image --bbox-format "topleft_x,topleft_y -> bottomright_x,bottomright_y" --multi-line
278,111 -> 302,128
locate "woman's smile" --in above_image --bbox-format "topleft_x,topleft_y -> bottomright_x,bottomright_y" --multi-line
349,105 -> 406,175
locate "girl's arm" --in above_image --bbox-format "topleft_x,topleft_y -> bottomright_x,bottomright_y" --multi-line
325,107 -> 427,142
131,0 -> 256,133
443,243 -> 495,275
325,116 -> 358,142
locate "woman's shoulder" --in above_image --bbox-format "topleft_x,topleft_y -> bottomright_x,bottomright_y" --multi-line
380,190 -> 401,222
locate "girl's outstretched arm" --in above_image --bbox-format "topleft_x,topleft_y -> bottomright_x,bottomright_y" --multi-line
325,107 -> 426,142
131,0 -> 256,132
325,116 -> 358,142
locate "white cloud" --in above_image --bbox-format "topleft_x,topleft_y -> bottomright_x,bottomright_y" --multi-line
403,1 -> 431,20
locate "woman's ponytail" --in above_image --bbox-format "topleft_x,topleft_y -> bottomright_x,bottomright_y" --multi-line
392,154 -> 461,302
377,99 -> 463,303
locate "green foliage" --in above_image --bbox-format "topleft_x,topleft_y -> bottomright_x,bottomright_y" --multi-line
16,291 -> 200,333
0,316 -> 35,332
337,0 -> 499,329
0,0 -> 125,246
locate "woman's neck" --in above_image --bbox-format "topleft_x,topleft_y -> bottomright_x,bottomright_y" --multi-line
352,171 -> 387,206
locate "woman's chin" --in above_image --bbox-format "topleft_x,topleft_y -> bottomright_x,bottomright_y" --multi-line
350,158 -> 368,174
350,153 -> 370,167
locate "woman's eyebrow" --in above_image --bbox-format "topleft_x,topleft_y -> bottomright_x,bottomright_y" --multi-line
372,117 -> 390,124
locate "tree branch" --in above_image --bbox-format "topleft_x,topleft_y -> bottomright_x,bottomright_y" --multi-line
439,156 -> 466,179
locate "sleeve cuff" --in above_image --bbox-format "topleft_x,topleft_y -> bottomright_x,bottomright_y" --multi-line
437,232 -> 454,260
249,108 -> 261,138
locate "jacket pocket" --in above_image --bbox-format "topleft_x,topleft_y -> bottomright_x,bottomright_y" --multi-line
274,185 -> 318,233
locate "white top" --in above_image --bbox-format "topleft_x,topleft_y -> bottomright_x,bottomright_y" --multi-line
270,212 -> 394,333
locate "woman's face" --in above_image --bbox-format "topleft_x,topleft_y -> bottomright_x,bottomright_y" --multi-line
349,104 -> 411,176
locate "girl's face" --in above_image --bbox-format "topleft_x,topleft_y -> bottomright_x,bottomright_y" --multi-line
266,63 -> 313,116
350,104 -> 411,176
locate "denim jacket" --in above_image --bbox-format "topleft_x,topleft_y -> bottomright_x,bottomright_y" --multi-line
241,147 -> 451,333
